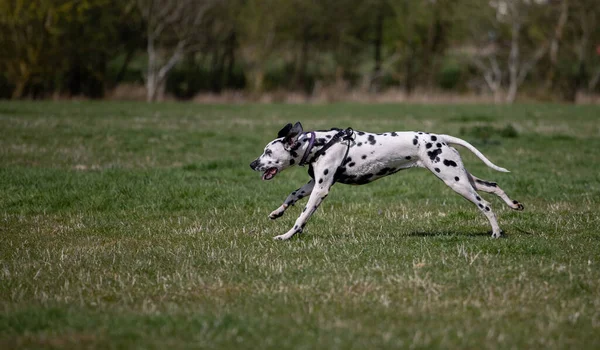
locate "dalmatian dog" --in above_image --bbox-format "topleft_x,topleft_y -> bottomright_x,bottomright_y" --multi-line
250,122 -> 524,240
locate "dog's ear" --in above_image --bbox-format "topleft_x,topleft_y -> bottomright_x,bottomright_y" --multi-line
283,122 -> 303,145
277,123 -> 293,138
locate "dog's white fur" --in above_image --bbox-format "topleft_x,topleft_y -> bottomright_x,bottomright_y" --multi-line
250,122 -> 523,240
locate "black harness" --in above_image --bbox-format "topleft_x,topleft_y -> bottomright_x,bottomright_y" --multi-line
299,128 -> 354,167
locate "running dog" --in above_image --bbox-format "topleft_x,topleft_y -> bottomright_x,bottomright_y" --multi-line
250,122 -> 523,240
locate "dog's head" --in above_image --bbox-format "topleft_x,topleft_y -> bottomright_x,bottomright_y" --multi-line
250,122 -> 304,180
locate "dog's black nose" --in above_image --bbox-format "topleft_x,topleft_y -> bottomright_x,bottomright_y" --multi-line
250,159 -> 259,170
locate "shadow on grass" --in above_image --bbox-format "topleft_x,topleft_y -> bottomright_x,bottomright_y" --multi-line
408,230 -> 492,237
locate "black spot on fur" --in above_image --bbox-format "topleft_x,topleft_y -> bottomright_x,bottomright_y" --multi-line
435,168 -> 440,173
290,151 -> 298,158
362,155 -> 367,159
476,179 -> 497,187
349,162 -> 356,167
303,207 -> 307,212
358,131 -> 365,136
454,177 -> 459,181
343,157 -> 352,165
426,143 -> 433,149
476,196 -> 481,201
405,156 -> 411,160
478,204 -> 484,209
431,135 -> 437,141
291,142 -> 302,151
418,132 -> 423,135
485,206 -> 490,211
391,132 -> 398,136
376,167 -> 391,176
324,169 -> 329,175
318,178 -> 323,184
436,143 -> 442,148
326,135 -> 332,138
512,200 -> 518,204
368,135 -> 376,145
443,159 -> 458,167
413,138 -> 418,145
357,142 -> 363,146
289,159 -> 295,165
427,149 -> 442,161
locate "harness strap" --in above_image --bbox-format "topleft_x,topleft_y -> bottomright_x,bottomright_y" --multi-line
310,128 -> 354,164
298,131 -> 316,166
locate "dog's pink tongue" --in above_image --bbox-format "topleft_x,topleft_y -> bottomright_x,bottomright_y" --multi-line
262,168 -> 277,180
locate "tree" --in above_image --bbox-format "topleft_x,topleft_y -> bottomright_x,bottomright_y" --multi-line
136,0 -> 214,102
0,0 -> 133,98
235,0 -> 284,94
457,0 -> 554,103
567,0 -> 600,97
0,0 -> 68,98
387,0 -> 454,94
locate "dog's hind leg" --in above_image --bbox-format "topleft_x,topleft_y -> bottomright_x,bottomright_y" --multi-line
467,173 -> 524,211
269,179 -> 315,220
424,154 -> 503,238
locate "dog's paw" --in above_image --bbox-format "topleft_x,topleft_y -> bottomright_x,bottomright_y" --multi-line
491,230 -> 504,239
511,200 -> 524,211
269,210 -> 285,220
273,234 -> 291,241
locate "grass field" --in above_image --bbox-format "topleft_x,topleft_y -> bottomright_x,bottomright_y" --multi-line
1,101 -> 599,349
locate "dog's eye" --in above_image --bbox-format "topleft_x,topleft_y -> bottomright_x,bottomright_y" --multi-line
265,149 -> 273,156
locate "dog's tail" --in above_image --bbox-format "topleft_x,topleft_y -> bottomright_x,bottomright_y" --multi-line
440,135 -> 510,173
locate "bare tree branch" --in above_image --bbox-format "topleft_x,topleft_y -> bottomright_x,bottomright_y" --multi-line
136,0 -> 216,101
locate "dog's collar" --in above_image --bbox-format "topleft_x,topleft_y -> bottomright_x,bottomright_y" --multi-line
299,132 -> 316,166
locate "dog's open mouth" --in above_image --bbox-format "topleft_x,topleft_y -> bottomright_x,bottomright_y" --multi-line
262,167 -> 278,181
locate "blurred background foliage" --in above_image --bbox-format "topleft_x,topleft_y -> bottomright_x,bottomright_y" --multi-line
0,0 -> 599,103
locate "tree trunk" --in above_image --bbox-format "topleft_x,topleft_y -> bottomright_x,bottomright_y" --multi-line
545,0 -> 569,89
506,20 -> 521,104
371,8 -> 383,92
146,32 -> 158,102
12,79 -> 27,99
224,31 -> 236,88
296,26 -> 310,94
145,33 -> 184,102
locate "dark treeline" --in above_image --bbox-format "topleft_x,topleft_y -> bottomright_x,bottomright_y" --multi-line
1,0 -> 599,103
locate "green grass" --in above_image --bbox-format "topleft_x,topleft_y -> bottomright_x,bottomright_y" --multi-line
1,101 -> 599,349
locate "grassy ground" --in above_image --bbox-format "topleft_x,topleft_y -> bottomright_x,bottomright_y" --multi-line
1,101 -> 599,349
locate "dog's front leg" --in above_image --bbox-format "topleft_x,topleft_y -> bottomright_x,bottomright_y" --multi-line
273,183 -> 332,240
269,179 -> 315,220
273,160 -> 342,240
